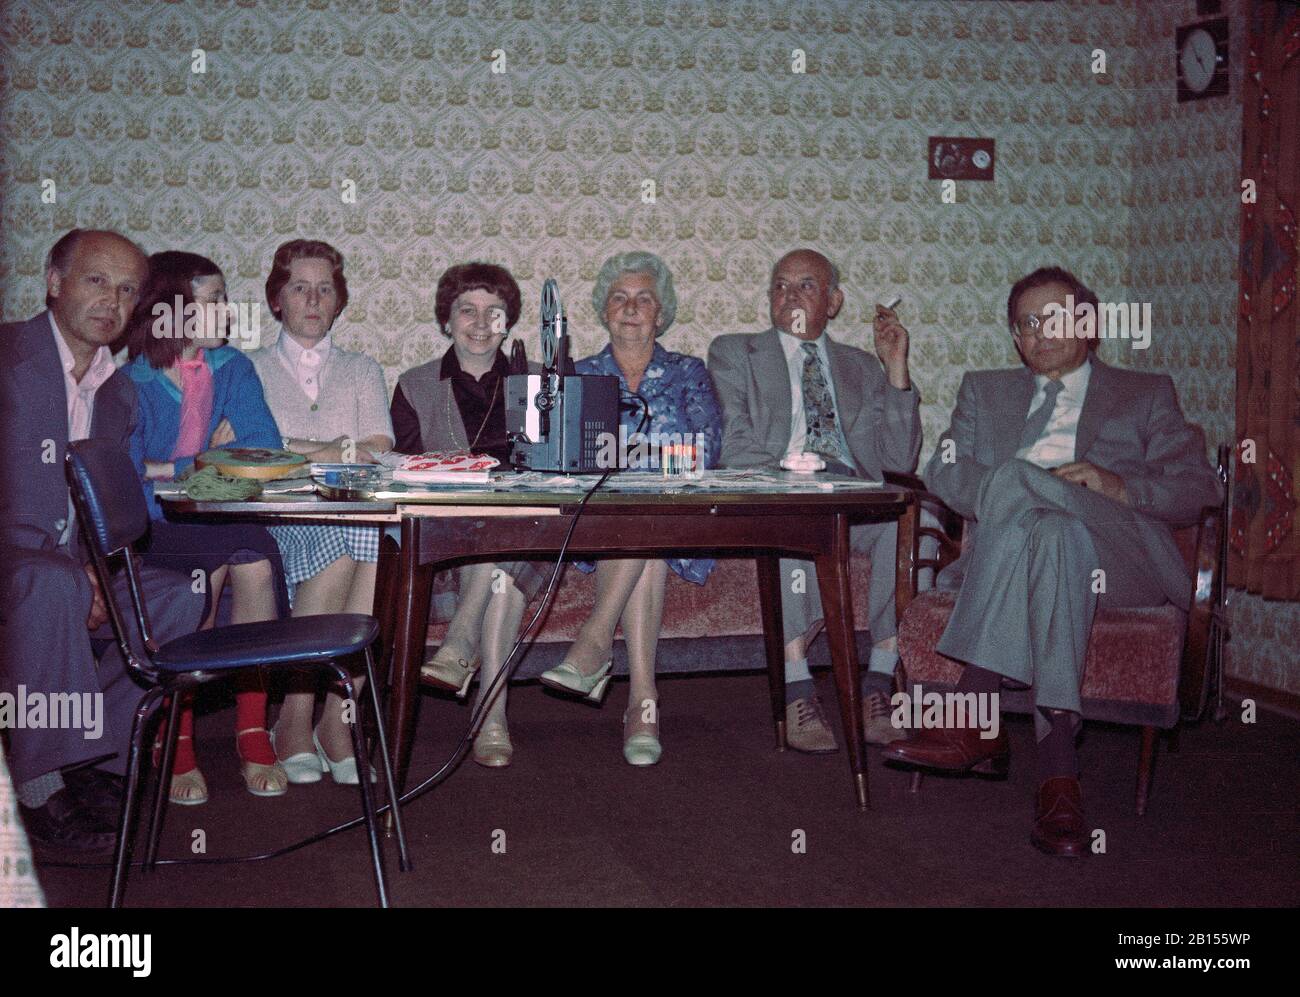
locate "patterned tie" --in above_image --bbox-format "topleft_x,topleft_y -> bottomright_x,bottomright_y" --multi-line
801,342 -> 850,464
1019,378 -> 1064,452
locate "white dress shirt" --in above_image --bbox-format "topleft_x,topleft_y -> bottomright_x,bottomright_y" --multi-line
51,313 -> 117,545
277,329 -> 331,404
777,330 -> 846,459
1017,359 -> 1092,467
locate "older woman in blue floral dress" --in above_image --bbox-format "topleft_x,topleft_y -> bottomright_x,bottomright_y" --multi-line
539,251 -> 722,766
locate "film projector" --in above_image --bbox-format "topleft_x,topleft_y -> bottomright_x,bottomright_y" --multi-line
505,278 -> 621,473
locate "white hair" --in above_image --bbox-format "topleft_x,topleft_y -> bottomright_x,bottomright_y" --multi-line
592,250 -> 677,336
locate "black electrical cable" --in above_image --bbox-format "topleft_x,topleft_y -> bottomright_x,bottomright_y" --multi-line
49,391 -> 653,872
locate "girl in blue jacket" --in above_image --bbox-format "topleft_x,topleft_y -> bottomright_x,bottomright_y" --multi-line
126,251 -> 288,806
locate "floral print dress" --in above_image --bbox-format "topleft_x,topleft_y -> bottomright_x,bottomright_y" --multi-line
574,342 -> 724,584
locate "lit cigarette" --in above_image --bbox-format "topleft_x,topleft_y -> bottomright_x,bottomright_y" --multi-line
882,295 -> 902,311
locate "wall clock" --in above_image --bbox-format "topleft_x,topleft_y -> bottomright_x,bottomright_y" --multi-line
1176,17 -> 1229,102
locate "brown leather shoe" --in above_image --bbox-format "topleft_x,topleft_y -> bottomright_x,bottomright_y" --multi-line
1030,776 -> 1089,857
881,724 -> 1009,774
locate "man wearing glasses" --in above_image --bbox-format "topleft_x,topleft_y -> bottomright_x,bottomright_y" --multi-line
884,266 -> 1221,856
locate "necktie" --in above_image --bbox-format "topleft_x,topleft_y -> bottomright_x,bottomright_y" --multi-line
1019,378 -> 1064,452
801,342 -> 850,464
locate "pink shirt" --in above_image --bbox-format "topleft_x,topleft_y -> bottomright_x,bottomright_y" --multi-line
170,350 -> 215,460
50,313 -> 117,545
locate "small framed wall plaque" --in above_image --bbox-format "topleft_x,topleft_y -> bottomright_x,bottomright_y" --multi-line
928,137 -> 996,182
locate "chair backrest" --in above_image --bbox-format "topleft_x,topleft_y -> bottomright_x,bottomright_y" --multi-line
65,439 -> 150,556
65,439 -> 158,680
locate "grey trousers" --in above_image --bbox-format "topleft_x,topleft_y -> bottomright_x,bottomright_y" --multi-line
0,548 -> 204,784
936,460 -> 1171,716
780,519 -> 899,646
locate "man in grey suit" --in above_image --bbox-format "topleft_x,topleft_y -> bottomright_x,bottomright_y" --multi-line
0,229 -> 204,857
884,266 -> 1222,856
708,249 -> 921,752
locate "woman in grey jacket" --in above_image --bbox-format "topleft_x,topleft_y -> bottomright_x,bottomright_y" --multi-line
389,262 -> 541,768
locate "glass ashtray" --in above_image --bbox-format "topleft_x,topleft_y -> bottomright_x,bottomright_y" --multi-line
311,463 -> 384,499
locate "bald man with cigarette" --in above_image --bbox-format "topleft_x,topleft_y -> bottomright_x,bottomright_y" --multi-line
708,249 -> 921,752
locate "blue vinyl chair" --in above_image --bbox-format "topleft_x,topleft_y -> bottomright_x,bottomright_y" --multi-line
66,439 -> 409,907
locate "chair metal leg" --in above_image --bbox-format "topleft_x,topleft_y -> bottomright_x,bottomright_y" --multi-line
908,771 -> 924,794
1136,726 -> 1157,817
363,646 -> 411,872
110,687 -> 164,908
144,689 -> 183,872
337,670 -> 390,908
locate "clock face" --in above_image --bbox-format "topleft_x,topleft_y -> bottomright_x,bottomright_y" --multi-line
1180,27 -> 1218,92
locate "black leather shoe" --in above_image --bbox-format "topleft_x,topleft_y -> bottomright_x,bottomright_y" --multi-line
18,788 -> 117,859
63,767 -> 124,827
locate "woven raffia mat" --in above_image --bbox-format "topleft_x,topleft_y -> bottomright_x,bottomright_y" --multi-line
182,466 -> 263,501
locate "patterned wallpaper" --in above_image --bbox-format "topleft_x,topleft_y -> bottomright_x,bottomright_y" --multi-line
0,0 -> 1293,695
1129,0 -> 1299,701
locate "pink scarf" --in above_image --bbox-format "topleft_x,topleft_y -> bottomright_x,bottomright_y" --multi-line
170,350 -> 215,460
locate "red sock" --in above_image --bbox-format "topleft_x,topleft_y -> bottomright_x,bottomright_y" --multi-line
171,698 -> 197,775
235,682 -> 276,765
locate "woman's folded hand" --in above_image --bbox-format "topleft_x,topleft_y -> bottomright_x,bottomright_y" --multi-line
144,459 -> 176,480
208,417 -> 236,448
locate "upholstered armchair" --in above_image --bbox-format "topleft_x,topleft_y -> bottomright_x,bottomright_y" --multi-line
889,447 -> 1231,815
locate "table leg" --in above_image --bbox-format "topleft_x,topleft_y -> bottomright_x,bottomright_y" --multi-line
815,513 -> 869,810
756,555 -> 788,750
387,517 -> 434,801
374,532 -> 401,687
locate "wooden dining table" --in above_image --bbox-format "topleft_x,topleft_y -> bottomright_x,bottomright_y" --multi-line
163,476 -> 911,809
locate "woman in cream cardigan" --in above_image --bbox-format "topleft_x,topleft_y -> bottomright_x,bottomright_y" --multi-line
250,239 -> 394,786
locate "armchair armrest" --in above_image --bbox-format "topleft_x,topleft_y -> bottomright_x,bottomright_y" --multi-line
882,470 -> 927,492
1179,444 -> 1232,722
888,472 -> 964,623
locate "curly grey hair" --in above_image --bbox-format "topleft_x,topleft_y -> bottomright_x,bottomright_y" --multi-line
592,250 -> 677,336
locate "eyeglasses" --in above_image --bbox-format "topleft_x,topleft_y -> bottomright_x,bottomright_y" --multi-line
1012,311 -> 1058,340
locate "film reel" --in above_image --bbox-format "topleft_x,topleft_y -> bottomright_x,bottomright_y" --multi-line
541,278 -> 560,368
